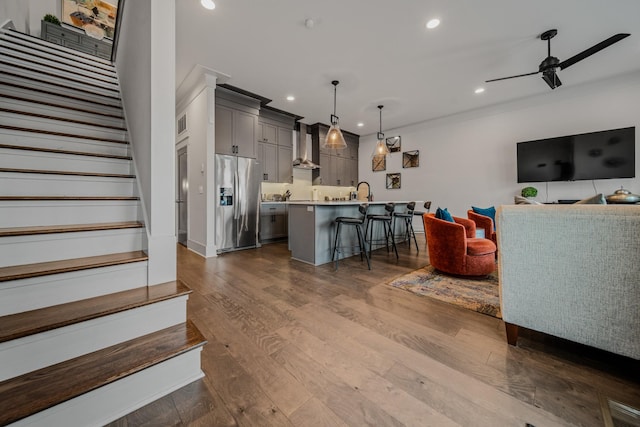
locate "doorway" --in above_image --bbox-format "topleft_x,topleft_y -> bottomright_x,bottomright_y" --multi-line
177,146 -> 188,247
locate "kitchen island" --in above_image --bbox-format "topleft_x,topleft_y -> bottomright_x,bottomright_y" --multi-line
288,201 -> 411,266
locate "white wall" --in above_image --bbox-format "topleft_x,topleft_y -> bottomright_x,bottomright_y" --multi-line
0,0 -> 58,36
116,0 -> 176,283
359,72 -> 640,218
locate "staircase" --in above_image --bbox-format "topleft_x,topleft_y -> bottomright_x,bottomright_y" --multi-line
0,28 -> 206,426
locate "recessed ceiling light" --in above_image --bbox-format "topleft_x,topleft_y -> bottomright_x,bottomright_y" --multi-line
426,18 -> 440,29
201,0 -> 215,10
357,122 -> 364,127
474,87 -> 485,94
286,95 -> 295,101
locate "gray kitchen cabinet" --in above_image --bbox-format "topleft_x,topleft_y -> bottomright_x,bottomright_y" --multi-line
40,20 -> 112,59
260,204 -> 288,241
311,123 -> 359,187
215,87 -> 260,158
256,106 -> 296,183
277,145 -> 293,183
257,142 -> 277,182
257,122 -> 278,144
277,126 -> 293,147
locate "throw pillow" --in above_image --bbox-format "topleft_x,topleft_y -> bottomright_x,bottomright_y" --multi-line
574,194 -> 606,204
472,205 -> 496,230
435,207 -> 454,223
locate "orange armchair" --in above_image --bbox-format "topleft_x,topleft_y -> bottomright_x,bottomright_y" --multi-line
423,213 -> 496,276
467,210 -> 497,245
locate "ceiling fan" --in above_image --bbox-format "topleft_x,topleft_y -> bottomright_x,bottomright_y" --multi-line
486,29 -> 630,89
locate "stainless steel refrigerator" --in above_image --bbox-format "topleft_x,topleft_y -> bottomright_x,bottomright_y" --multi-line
215,155 -> 260,252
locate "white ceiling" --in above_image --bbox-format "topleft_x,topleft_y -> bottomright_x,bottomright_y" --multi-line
176,0 -> 640,136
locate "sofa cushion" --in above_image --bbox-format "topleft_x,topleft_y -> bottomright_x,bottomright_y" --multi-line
472,206 -> 496,230
467,238 -> 496,256
435,207 -> 454,223
574,193 -> 606,204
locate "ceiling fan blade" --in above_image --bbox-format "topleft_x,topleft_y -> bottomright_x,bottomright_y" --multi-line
485,71 -> 539,83
559,33 -> 631,70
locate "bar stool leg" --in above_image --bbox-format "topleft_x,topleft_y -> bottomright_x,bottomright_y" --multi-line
332,222 -> 341,269
384,220 -> 399,259
356,224 -> 371,270
406,216 -> 419,252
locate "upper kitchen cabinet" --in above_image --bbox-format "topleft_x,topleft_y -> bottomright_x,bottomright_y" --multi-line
257,106 -> 298,183
214,86 -> 260,158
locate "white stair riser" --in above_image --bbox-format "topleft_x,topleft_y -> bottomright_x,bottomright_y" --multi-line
0,29 -> 114,69
1,96 -> 125,128
0,128 -> 129,157
0,47 -> 120,90
0,73 -> 121,109
0,149 -> 132,175
0,83 -> 123,117
1,173 -> 136,197
0,228 -> 146,267
0,112 -> 128,142
0,201 -> 141,228
0,63 -> 120,100
0,261 -> 148,316
12,349 -> 204,427
0,296 -> 186,381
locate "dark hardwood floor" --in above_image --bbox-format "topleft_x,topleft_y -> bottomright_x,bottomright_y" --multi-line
107,237 -> 640,426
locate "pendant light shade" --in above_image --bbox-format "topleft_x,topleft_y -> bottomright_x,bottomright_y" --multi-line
323,80 -> 347,150
372,105 -> 390,157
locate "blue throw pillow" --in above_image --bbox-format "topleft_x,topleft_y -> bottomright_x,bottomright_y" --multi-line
472,206 -> 496,230
435,207 -> 454,223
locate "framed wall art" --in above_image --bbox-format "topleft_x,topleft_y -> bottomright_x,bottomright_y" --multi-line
386,173 -> 401,189
402,150 -> 419,168
372,154 -> 386,172
385,136 -> 401,153
62,0 -> 118,40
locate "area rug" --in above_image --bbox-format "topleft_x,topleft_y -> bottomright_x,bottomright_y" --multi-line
388,265 -> 501,318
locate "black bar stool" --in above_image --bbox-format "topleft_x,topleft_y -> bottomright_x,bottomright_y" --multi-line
332,204 -> 370,270
413,201 -> 432,234
365,203 -> 398,259
393,201 -> 419,251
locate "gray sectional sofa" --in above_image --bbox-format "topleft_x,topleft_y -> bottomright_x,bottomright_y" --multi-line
497,204 -> 640,360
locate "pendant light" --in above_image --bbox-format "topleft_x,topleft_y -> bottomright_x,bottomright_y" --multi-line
323,80 -> 348,150
372,105 -> 390,157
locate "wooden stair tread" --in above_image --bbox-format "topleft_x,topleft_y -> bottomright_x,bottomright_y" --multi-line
0,107 -> 127,131
0,47 -> 118,84
0,29 -> 114,69
0,250 -> 148,282
0,221 -> 143,237
0,93 -> 124,119
0,124 -> 128,144
0,68 -> 120,101
0,80 -> 122,111
0,196 -> 139,201
0,320 -> 206,426
0,280 -> 189,343
0,168 -> 134,178
0,143 -> 131,160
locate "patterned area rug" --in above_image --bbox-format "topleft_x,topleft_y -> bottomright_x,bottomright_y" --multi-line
388,265 -> 501,318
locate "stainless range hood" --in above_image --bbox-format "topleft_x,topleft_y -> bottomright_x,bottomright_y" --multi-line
293,123 -> 320,169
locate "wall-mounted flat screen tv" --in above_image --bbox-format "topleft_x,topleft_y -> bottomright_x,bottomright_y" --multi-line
517,126 -> 635,183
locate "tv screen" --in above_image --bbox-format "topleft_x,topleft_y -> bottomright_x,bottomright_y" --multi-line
517,127 -> 635,183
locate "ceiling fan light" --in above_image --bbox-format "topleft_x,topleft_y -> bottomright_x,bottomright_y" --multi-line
200,0 -> 215,10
